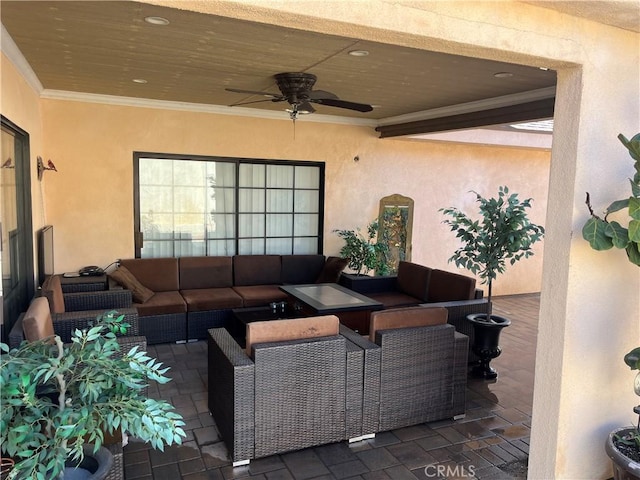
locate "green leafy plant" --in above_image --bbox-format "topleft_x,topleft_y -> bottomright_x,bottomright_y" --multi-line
0,311 -> 186,479
583,133 -> 640,266
333,220 -> 389,276
440,186 -> 545,319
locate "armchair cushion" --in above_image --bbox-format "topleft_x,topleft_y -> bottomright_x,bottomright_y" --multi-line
369,306 -> 447,342
396,261 -> 431,302
233,255 -> 281,286
41,275 -> 65,313
315,256 -> 349,284
246,315 -> 340,356
109,265 -> 154,304
22,297 -> 55,343
281,255 -> 325,284
428,269 -> 476,302
179,256 -> 233,289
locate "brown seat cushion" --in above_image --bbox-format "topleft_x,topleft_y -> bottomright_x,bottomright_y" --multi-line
22,297 -> 55,343
41,275 -> 65,313
396,261 -> 432,302
246,314 -> 340,356
179,256 -> 233,289
369,306 -> 448,342
428,269 -> 476,302
232,285 -> 288,307
180,287 -> 243,312
367,291 -> 422,309
109,265 -> 155,304
315,256 -> 349,284
133,291 -> 187,317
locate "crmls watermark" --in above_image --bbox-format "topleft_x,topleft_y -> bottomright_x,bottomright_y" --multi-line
424,464 -> 476,478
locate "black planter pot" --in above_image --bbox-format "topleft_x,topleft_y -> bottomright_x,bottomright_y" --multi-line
605,427 -> 640,480
466,313 -> 511,380
62,445 -> 113,480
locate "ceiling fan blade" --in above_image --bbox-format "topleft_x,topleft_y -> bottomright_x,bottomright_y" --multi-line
298,102 -> 316,114
229,98 -> 283,107
305,90 -> 339,100
225,87 -> 282,99
311,97 -> 373,113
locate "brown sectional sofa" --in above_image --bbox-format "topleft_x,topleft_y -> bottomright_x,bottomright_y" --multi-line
113,255 -> 338,344
339,260 -> 489,361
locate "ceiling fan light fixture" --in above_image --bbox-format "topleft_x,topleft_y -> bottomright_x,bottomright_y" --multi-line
144,16 -> 170,26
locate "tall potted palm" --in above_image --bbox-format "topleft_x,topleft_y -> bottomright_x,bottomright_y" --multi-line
441,186 -> 544,378
582,132 -> 640,479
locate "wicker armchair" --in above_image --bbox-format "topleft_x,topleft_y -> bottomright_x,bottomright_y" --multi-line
8,276 -> 139,348
207,316 -> 367,465
368,306 -> 469,432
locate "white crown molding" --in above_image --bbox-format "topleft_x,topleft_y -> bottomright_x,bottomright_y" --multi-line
39,89 -> 379,127
377,86 -> 557,126
1,24 -> 43,94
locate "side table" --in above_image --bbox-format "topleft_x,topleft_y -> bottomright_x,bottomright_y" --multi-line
59,274 -> 107,293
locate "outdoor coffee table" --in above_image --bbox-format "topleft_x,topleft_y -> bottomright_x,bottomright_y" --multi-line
279,283 -> 383,335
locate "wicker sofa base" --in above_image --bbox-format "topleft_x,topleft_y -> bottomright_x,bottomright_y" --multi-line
138,313 -> 187,345
187,309 -> 233,342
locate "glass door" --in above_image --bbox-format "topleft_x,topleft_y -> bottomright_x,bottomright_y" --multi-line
1,116 -> 34,340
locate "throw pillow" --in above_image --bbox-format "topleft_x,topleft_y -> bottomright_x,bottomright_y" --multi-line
109,266 -> 155,304
315,256 -> 349,284
41,274 -> 65,313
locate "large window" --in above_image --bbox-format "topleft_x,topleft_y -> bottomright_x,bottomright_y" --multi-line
134,154 -> 324,258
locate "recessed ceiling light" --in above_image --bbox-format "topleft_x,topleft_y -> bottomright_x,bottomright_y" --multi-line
132,78 -> 148,84
494,72 -> 513,78
348,50 -> 369,57
144,16 -> 170,26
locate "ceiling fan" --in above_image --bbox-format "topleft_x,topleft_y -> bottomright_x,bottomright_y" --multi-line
226,72 -> 373,121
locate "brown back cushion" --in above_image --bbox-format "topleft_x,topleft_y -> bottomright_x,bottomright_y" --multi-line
23,297 -> 55,343
369,306 -> 447,342
396,261 -> 432,302
233,255 -> 282,286
428,269 -> 476,302
179,256 -> 233,289
281,255 -> 326,284
109,265 -> 155,304
315,256 -> 350,284
120,258 -> 179,292
246,315 -> 340,357
41,274 -> 65,313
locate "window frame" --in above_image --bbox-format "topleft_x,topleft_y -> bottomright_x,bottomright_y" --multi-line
133,152 -> 325,258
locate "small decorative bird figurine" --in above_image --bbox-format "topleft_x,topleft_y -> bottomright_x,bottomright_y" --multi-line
1,158 -> 13,168
47,159 -> 57,171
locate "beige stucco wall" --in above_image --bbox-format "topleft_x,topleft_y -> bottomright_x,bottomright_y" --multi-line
1,52 -> 45,237
2,0 -> 640,478
38,98 -> 549,296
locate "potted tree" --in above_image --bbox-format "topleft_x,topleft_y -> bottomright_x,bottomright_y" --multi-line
334,220 -> 390,293
441,186 -> 544,379
0,311 -> 186,480
582,133 -> 640,479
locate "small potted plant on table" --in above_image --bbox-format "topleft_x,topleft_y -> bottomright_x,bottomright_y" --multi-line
0,311 -> 186,479
441,186 -> 544,379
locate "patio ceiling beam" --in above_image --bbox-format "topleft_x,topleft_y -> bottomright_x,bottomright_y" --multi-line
375,97 -> 555,138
